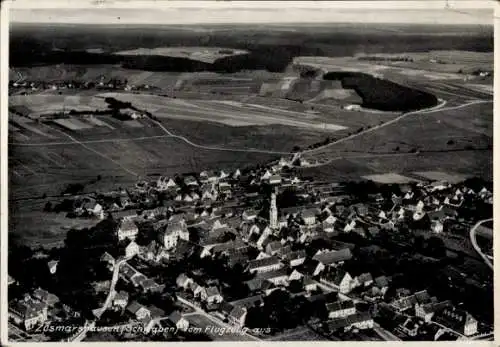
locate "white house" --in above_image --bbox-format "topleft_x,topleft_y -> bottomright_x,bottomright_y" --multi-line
168,311 -> 189,331
117,219 -> 139,241
288,269 -> 304,282
125,241 -> 140,259
205,287 -> 223,304
327,300 -> 356,319
301,209 -> 317,225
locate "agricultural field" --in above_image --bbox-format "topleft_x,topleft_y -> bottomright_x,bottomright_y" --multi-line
361,173 -> 420,184
300,101 -> 492,165
113,47 -> 249,64
301,150 -> 492,182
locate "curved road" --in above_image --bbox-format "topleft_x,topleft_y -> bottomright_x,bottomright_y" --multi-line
470,218 -> 493,270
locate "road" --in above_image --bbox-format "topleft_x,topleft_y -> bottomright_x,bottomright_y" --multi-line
469,218 -> 494,270
93,258 -> 127,319
176,296 -> 260,341
373,322 -> 402,341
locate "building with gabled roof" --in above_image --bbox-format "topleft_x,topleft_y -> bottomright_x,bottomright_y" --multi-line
117,218 -> 139,241
246,256 -> 283,274
327,300 -> 356,319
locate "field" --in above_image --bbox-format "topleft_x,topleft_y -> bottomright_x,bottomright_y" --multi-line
301,151 -> 492,182
300,101 -> 492,170
412,171 -> 468,183
113,47 -> 249,64
8,22 -> 493,248
361,173 -> 420,184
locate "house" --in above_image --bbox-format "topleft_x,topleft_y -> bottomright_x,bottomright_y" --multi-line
288,269 -> 304,282
191,283 -> 208,300
47,260 -> 59,274
229,306 -> 247,328
9,298 -> 48,331
256,227 -> 273,250
301,209 -> 317,225
230,295 -> 264,310
415,300 -> 452,322
269,175 -> 282,185
327,300 -> 356,319
312,248 -> 353,268
344,220 -> 356,233
283,250 -> 307,267
352,273 -> 373,288
219,170 -> 230,180
431,220 -> 444,233
322,221 -> 336,233
242,209 -> 258,221
374,276 -> 390,295
140,240 -> 169,263
117,218 -> 139,241
184,176 -> 198,187
176,274 -> 193,290
159,222 -> 189,250
168,311 -> 190,331
434,306 -> 478,336
124,240 -> 140,259
304,276 -> 317,292
327,312 -> 374,332
261,170 -> 272,181
31,288 -> 50,304
397,317 -> 420,337
322,270 -> 353,294
113,291 -> 129,309
352,203 -> 369,216
255,268 -> 289,286
139,279 -> 164,294
126,301 -> 151,320
279,216 -> 288,229
265,241 -> 284,256
218,183 -> 232,198
205,287 -> 223,304
246,256 -> 283,274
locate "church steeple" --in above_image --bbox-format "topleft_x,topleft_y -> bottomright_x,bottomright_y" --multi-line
270,187 -> 278,230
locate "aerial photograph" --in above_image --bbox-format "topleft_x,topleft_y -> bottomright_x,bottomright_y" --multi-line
6,0 -> 494,342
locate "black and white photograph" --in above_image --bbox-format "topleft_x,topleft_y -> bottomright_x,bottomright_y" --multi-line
2,0 -> 495,343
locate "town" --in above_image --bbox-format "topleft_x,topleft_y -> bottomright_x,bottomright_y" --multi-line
8,156 -> 494,342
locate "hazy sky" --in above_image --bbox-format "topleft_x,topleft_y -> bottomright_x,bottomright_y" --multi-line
9,0 -> 495,25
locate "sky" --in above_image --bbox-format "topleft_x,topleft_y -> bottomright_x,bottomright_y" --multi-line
8,0 -> 496,25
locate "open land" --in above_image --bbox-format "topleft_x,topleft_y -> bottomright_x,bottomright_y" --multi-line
9,24 -> 493,246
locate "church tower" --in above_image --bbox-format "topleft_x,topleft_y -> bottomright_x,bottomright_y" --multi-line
270,187 -> 278,230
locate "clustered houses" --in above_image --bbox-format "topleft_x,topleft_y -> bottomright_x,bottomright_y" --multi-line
31,154 -> 490,341
8,288 -> 61,332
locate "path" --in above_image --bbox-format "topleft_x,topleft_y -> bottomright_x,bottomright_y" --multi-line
469,218 -> 493,270
147,116 -> 293,155
373,322 -> 401,341
93,258 -> 127,319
